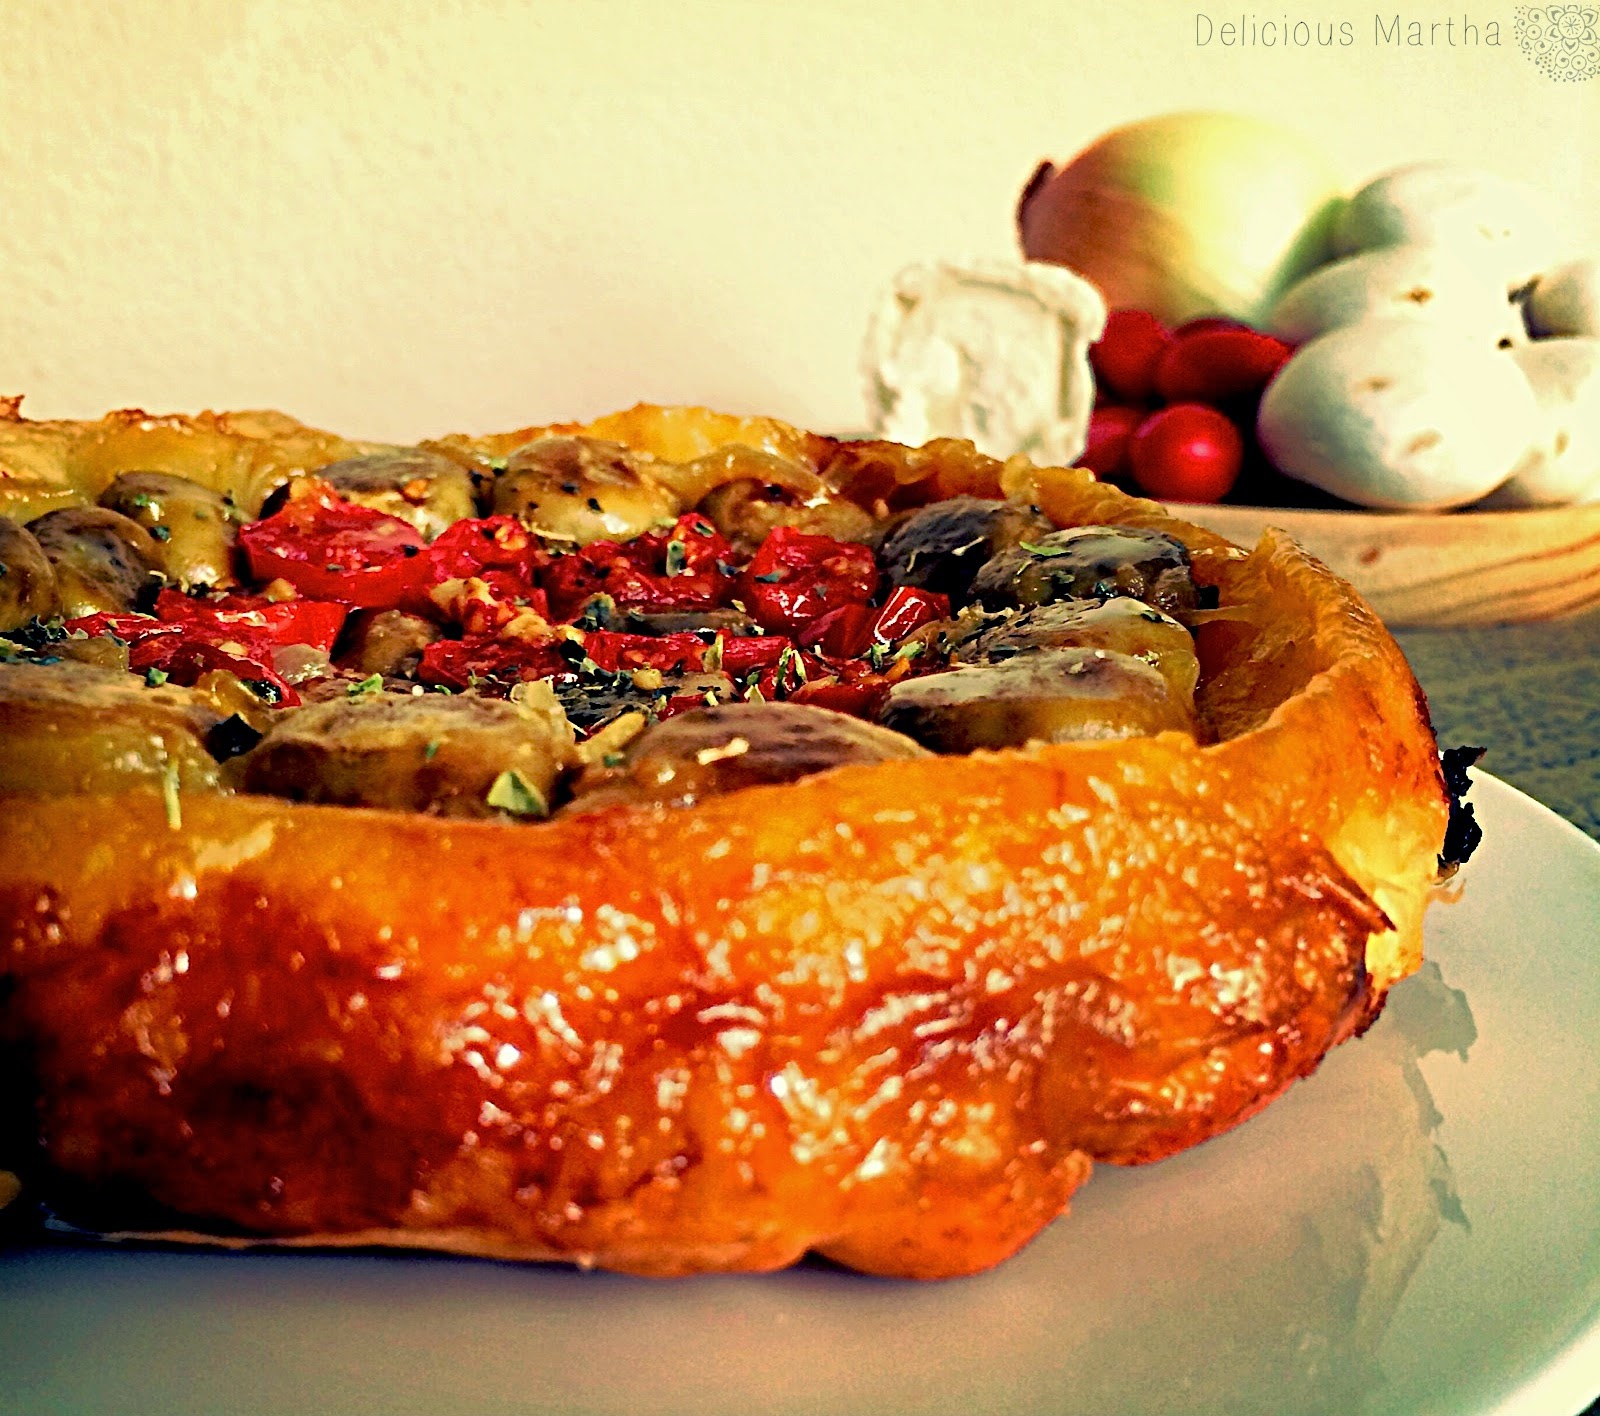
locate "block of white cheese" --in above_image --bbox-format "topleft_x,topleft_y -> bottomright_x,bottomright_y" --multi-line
862,258 -> 1106,466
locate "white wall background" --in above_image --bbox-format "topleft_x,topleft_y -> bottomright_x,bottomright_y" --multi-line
2,0 -> 1596,441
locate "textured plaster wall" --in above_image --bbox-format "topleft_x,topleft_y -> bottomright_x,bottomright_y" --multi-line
2,0 -> 1596,441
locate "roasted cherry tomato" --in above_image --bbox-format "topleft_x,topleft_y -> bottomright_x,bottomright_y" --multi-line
153,588 -> 348,654
238,482 -> 427,608
798,603 -> 876,660
1128,404 -> 1244,504
417,635 -> 571,692
129,635 -> 300,705
788,677 -> 889,719
62,611 -> 180,646
542,513 -> 735,621
738,527 -> 878,635
1154,328 -> 1294,407
717,634 -> 793,678
870,585 -> 949,644
1079,406 -> 1144,480
1090,310 -> 1173,405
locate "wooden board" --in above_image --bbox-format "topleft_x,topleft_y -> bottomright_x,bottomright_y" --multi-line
1170,501 -> 1600,628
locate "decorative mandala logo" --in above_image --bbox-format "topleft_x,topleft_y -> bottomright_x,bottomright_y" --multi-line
1516,5 -> 1600,80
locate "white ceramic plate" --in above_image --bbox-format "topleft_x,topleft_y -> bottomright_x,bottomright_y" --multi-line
5,773 -> 1599,1416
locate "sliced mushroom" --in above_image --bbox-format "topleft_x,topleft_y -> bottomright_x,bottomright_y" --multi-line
881,648 -> 1195,753
336,609 -> 444,677
312,449 -> 480,541
565,701 -> 929,813
493,437 -> 680,545
0,517 -> 60,631
0,659 -> 225,796
26,507 -> 164,615
877,496 -> 1056,602
240,687 -> 576,818
697,480 -> 878,557
957,597 -> 1200,707
969,526 -> 1199,617
618,607 -> 760,637
99,472 -> 241,589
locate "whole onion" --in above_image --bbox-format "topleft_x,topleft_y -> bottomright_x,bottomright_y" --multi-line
1018,112 -> 1344,327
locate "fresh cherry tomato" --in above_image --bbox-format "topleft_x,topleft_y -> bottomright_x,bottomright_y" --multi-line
1079,406 -> 1143,479
1090,309 -> 1173,405
1154,328 -> 1294,407
1172,316 -> 1247,338
1128,404 -> 1244,504
238,483 -> 427,608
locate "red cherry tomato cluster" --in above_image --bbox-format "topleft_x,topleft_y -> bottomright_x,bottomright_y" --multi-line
1084,311 -> 1294,504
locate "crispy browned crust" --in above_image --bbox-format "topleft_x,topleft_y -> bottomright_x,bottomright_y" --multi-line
0,404 -> 1448,1278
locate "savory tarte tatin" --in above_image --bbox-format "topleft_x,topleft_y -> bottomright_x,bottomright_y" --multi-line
0,400 -> 1450,1278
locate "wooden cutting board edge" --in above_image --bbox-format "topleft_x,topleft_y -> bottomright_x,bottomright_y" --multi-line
1169,502 -> 1600,629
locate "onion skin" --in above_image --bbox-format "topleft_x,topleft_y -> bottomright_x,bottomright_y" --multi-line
1018,112 -> 1344,327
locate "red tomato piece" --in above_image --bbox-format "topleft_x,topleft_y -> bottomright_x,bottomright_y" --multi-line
788,677 -> 889,719
798,603 -> 875,660
129,635 -> 300,705
579,630 -> 708,675
1078,406 -> 1143,480
417,636 -> 571,693
1128,404 -> 1244,504
238,483 -> 428,609
61,611 -> 180,646
870,585 -> 949,645
153,589 -> 348,654
1154,328 -> 1295,407
1090,309 -> 1173,405
739,527 -> 878,635
542,514 -> 735,621
717,634 -> 792,679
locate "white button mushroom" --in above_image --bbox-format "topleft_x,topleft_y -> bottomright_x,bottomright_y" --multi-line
1256,320 -> 1542,509
1267,243 -> 1524,347
1332,162 -> 1562,296
1480,339 -> 1600,507
1524,256 -> 1600,339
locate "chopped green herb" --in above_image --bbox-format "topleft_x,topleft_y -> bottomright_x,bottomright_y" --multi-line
1017,540 -> 1071,558
144,666 -> 170,687
753,569 -> 785,584
423,740 -> 441,761
663,540 -> 688,576
867,642 -> 887,671
348,673 -> 384,698
129,493 -> 157,510
149,525 -> 173,542
601,751 -> 625,769
161,762 -> 183,830
430,683 -> 455,694
486,769 -> 549,818
701,635 -> 724,674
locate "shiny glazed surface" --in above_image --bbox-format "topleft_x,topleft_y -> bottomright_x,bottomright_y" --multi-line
0,404 -> 1449,1277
